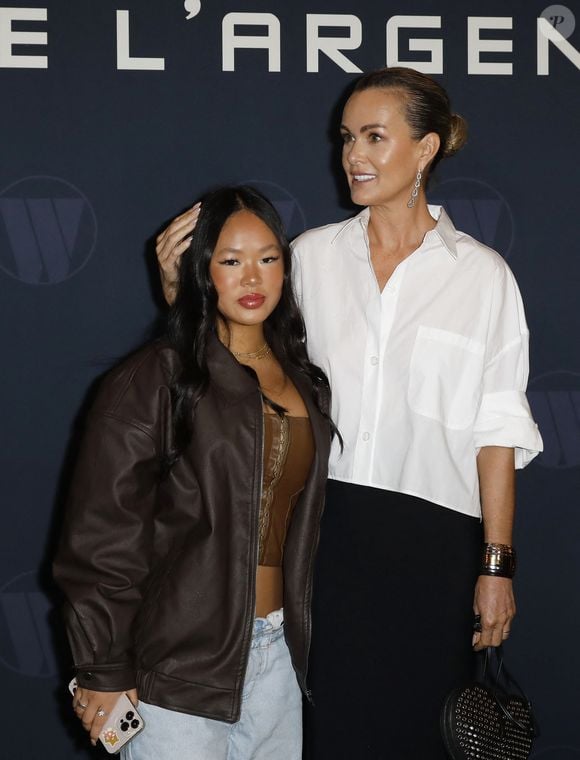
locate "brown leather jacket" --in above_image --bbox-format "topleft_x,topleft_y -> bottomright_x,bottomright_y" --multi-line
53,337 -> 330,722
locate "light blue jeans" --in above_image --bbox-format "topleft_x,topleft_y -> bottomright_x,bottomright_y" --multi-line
122,609 -> 302,760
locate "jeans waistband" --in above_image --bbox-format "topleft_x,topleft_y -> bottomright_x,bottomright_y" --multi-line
251,608 -> 284,646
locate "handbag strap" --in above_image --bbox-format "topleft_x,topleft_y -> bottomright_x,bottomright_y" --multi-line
478,647 -> 538,737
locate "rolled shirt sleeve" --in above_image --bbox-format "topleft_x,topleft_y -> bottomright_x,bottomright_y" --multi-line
473,263 -> 543,468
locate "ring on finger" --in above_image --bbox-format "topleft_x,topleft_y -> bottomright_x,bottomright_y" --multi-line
96,708 -> 107,718
76,701 -> 88,710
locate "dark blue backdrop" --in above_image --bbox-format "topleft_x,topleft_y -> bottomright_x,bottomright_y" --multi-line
1,1 -> 579,757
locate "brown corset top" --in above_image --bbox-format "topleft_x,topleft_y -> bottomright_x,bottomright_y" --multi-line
258,413 -> 314,566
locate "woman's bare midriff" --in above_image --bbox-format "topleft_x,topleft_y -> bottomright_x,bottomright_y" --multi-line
255,565 -> 284,618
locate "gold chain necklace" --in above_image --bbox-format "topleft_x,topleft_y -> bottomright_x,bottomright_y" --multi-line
232,342 -> 272,360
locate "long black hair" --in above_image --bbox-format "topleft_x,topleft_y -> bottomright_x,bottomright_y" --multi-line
165,185 -> 336,469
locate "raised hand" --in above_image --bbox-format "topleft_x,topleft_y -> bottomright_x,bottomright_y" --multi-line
155,202 -> 201,304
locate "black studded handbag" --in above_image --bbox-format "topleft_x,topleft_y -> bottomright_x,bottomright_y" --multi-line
440,646 -> 538,760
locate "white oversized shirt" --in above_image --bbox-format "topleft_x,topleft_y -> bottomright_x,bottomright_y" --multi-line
293,206 -> 543,518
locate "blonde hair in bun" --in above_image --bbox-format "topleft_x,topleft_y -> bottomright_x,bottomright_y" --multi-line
445,113 -> 468,157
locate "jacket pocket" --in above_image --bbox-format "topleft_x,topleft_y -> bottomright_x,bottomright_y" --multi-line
407,326 -> 485,430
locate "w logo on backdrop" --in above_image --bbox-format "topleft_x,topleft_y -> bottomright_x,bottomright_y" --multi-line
429,178 -> 515,259
0,176 -> 97,285
242,180 -> 307,240
528,371 -> 580,469
0,571 -> 57,677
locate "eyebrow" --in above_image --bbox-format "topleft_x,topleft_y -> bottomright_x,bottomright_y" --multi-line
340,123 -> 386,133
216,243 -> 280,255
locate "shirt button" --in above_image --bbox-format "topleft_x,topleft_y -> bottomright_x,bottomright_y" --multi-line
362,432 -> 370,441
370,356 -> 379,366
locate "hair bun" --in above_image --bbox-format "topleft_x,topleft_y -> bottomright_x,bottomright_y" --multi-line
445,113 -> 468,156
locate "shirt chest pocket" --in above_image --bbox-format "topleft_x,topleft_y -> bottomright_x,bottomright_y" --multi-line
407,326 -> 485,430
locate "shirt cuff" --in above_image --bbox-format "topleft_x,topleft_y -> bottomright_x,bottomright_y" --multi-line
473,390 -> 543,469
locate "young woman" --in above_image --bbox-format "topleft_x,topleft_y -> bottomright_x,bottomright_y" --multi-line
155,69 -> 542,757
54,186 -> 333,760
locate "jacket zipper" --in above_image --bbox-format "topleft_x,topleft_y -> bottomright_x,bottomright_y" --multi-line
252,392 -> 264,606
236,391 -> 264,718
300,485 -> 325,704
301,388 -> 330,702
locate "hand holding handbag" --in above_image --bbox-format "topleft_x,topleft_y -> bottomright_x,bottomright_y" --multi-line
440,646 -> 538,760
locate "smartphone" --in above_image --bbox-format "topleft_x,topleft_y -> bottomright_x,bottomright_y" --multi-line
68,677 -> 145,754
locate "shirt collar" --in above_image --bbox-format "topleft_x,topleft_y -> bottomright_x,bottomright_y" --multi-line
330,207 -> 369,244
427,204 -> 457,259
330,204 -> 458,260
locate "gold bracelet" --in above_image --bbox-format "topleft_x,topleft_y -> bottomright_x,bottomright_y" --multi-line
480,542 -> 516,578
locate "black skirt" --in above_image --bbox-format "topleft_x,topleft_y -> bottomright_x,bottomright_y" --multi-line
304,480 -> 482,760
